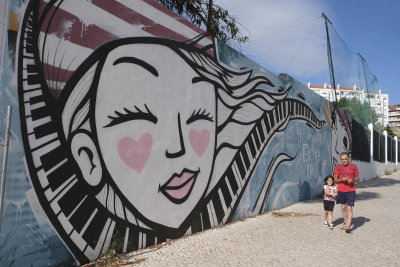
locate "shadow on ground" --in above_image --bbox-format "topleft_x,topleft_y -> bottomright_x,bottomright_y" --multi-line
355,190 -> 381,201
357,177 -> 400,189
308,189 -> 381,202
332,216 -> 370,232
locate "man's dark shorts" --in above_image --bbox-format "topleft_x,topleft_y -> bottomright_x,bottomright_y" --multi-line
336,191 -> 356,206
323,200 -> 335,211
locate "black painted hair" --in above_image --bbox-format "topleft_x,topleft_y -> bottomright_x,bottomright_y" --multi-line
324,175 -> 334,185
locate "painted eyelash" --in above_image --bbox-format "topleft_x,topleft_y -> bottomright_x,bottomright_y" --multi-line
186,108 -> 214,124
104,104 -> 157,128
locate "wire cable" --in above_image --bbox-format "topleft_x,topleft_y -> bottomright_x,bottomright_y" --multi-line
283,18 -> 320,73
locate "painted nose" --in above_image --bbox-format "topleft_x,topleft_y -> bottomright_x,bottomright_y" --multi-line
165,113 -> 186,158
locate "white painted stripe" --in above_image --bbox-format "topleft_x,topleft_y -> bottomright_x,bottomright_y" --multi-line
30,101 -> 46,110
45,80 -> 67,91
42,0 -> 153,40
138,231 -> 142,249
26,116 -> 52,135
245,143 -> 254,166
260,117 -> 267,136
84,218 -> 111,260
251,134 -> 258,156
23,80 -> 42,91
206,203 -> 215,228
117,0 -> 212,47
255,127 -> 262,145
232,163 -> 243,188
224,176 -> 235,203
23,48 -> 34,58
199,211 -> 204,230
184,226 -> 192,236
22,57 -> 36,71
67,195 -> 88,220
37,169 -> 49,188
123,227 -> 129,253
81,208 -> 99,235
101,220 -> 116,256
47,175 -> 76,204
239,152 -> 249,177
28,132 -> 58,150
70,230 -> 87,251
209,201 -> 218,226
58,212 -> 74,235
106,186 -> 115,215
124,207 -> 137,225
142,233 -> 147,249
218,188 -> 228,213
24,89 -> 42,102
46,158 -> 68,176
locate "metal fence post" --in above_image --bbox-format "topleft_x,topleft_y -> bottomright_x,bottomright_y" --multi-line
383,130 -> 387,165
0,106 -> 12,232
368,123 -> 373,162
395,136 -> 398,165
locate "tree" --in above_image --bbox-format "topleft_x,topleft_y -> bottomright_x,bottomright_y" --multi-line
336,97 -> 378,127
155,0 -> 249,46
384,125 -> 396,138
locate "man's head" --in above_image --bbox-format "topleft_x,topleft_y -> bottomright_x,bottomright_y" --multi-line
340,152 -> 349,166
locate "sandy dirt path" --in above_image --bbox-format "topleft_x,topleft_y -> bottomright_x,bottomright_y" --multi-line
119,171 -> 400,266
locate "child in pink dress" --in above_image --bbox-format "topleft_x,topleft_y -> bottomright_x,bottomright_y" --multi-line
323,175 -> 337,229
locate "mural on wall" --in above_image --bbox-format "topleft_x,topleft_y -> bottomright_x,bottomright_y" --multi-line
0,0 -> 351,265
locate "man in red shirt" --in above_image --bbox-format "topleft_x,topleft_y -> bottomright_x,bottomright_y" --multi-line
333,152 -> 359,233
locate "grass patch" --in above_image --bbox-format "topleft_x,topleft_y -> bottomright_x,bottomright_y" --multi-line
384,169 -> 393,175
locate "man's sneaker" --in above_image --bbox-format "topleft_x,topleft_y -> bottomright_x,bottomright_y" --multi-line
324,221 -> 328,226
329,224 -> 334,229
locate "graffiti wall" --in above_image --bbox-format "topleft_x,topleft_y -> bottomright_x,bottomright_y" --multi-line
0,0 -> 351,265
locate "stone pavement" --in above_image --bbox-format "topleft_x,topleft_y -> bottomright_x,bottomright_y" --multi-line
121,171 -> 400,266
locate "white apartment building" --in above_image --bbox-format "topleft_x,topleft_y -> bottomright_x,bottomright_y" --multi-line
307,82 -> 389,126
389,104 -> 400,129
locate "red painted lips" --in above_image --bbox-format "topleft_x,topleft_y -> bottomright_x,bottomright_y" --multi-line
159,169 -> 200,204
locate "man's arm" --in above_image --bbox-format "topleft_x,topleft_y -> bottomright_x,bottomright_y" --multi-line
349,175 -> 359,183
334,174 -> 347,184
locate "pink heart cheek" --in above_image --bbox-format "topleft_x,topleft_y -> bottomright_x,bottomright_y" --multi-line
189,129 -> 210,157
117,133 -> 153,173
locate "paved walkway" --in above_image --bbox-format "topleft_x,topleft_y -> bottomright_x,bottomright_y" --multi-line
121,171 -> 400,266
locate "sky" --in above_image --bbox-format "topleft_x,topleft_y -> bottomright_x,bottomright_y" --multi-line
215,0 -> 400,105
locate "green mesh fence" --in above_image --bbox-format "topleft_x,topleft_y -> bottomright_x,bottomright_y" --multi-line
373,130 -> 385,163
387,137 -> 393,162
351,119 -> 370,162
398,141 -> 400,162
324,15 -> 381,128
392,138 -> 396,162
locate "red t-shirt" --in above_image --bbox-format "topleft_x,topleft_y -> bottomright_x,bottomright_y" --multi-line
333,163 -> 359,192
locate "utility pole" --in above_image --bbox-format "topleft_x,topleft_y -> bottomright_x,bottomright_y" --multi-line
0,106 -> 12,232
322,13 -> 337,104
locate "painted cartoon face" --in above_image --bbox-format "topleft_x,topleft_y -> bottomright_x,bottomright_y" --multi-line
331,110 -> 349,168
95,44 -> 216,228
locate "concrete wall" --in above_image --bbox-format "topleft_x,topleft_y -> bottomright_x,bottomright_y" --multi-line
0,0 -> 357,265
355,160 -> 398,182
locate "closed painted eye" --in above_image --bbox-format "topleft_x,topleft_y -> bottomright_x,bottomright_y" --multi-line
104,104 -> 157,127
343,136 -> 348,149
186,108 -> 214,124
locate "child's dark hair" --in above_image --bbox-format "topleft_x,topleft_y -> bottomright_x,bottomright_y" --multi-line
324,175 -> 334,185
